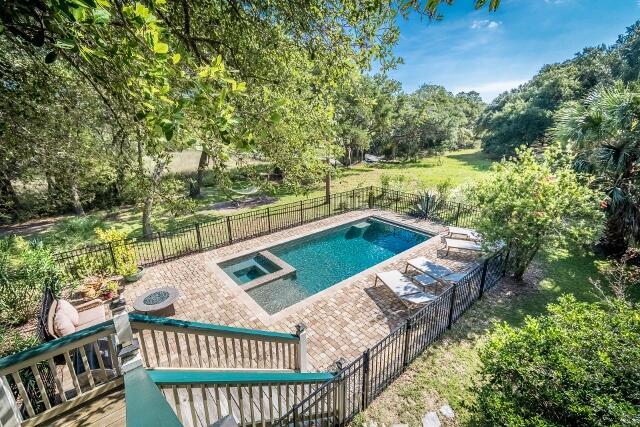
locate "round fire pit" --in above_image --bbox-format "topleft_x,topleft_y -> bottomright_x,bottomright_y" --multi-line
133,287 -> 179,316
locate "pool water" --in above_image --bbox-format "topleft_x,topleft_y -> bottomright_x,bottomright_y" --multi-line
222,218 -> 430,314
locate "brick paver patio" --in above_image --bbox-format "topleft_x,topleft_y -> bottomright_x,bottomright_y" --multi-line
122,210 -> 480,370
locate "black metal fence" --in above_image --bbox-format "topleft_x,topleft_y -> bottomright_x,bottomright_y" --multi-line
276,249 -> 507,426
54,186 -> 481,278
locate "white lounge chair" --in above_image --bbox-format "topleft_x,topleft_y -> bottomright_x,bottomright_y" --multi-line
446,226 -> 481,241
414,271 -> 468,288
375,271 -> 436,307
444,238 -> 482,255
405,256 -> 453,277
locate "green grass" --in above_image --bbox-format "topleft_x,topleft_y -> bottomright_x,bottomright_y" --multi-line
21,148 -> 494,250
359,248 -> 609,425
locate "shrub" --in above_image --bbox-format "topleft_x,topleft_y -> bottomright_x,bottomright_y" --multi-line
475,295 -> 640,426
468,145 -> 604,279
95,228 -> 138,276
0,237 -> 63,326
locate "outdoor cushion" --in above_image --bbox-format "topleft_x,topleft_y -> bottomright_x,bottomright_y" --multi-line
77,304 -> 106,329
47,299 -> 59,338
53,311 -> 76,337
406,256 -> 452,277
57,299 -> 80,326
376,271 -> 422,297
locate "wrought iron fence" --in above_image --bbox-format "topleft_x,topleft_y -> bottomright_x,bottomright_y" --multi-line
276,249 -> 507,426
54,186 -> 482,279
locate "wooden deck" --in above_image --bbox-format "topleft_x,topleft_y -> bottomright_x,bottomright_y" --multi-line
47,387 -> 125,426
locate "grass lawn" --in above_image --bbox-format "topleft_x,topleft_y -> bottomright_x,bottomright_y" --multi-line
12,148 -> 494,250
358,247 -> 609,426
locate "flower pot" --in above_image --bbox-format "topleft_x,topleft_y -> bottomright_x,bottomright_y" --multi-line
124,267 -> 145,283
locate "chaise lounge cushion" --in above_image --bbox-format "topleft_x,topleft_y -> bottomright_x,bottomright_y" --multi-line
77,304 -> 107,329
49,298 -> 106,338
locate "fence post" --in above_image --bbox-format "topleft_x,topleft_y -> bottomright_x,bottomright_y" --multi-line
195,223 -> 202,250
299,200 -> 304,224
108,242 -> 117,272
402,317 -> 413,366
295,323 -> 308,372
335,358 -> 347,423
361,349 -> 370,410
157,232 -> 166,262
502,248 -> 510,277
226,216 -> 233,244
266,207 -> 272,233
447,285 -> 457,329
368,187 -> 374,208
395,190 -> 399,212
478,258 -> 490,299
455,203 -> 462,226
0,376 -> 22,427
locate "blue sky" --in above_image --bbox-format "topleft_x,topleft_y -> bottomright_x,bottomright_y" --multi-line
389,0 -> 640,101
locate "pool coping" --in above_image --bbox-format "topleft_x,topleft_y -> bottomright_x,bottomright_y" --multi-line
206,212 -> 442,325
238,251 -> 297,292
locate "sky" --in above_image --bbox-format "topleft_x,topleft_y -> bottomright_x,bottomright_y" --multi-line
389,0 -> 640,101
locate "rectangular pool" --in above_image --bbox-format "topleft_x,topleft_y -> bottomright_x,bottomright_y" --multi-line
218,218 -> 431,314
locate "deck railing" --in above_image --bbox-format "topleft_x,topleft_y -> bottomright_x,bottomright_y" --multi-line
276,248 -> 507,426
130,314 -> 305,371
53,187 -> 481,279
0,321 -> 121,426
149,370 -> 334,426
0,315 -> 308,426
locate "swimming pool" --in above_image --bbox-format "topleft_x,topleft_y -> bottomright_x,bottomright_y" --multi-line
218,217 -> 431,314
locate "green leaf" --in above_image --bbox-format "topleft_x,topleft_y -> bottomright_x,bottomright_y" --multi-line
270,111 -> 282,123
154,42 -> 169,54
171,53 -> 181,64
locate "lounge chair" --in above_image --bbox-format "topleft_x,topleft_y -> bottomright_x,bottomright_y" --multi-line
405,256 -> 452,277
375,271 -> 436,307
414,271 -> 468,288
446,226 -> 481,241
444,238 -> 482,255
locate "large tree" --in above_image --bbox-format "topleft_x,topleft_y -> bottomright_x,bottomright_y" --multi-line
554,82 -> 640,257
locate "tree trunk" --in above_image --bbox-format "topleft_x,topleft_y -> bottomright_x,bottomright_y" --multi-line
597,214 -> 628,257
0,174 -> 20,219
70,181 -> 85,216
142,161 -> 165,238
189,150 -> 208,198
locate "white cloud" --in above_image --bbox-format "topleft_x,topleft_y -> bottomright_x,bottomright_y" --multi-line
453,79 -> 528,102
471,20 -> 501,30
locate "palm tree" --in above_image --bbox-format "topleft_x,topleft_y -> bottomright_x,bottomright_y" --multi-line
553,82 -> 640,256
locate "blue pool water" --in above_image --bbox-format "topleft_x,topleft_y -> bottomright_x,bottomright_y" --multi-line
224,218 -> 430,314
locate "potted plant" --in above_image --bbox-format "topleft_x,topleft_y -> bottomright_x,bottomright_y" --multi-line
100,280 -> 120,300
95,228 -> 145,283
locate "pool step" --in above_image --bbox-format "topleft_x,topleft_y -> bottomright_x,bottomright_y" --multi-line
346,221 -> 371,239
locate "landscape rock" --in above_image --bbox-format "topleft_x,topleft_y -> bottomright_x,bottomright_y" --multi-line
422,412 -> 441,427
439,404 -> 455,419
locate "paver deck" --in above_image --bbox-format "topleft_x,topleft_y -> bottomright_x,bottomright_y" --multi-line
122,209 -> 480,370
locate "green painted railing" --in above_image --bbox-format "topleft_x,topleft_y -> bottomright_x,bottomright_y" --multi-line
129,314 -> 299,341
147,369 -> 333,385
124,367 -> 182,427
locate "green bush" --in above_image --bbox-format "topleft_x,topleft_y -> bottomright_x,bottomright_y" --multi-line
0,237 -> 63,325
95,228 -> 138,276
475,295 -> 640,426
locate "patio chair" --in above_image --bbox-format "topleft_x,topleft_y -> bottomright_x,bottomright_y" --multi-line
446,226 -> 481,241
405,256 -> 453,277
444,238 -> 482,255
414,271 -> 468,289
375,270 -> 436,308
